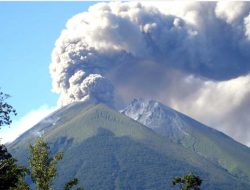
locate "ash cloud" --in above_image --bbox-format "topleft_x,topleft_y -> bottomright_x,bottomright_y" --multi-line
50,2 -> 250,146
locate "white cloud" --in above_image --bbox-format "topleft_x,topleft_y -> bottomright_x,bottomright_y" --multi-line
167,74 -> 250,145
245,14 -> 250,40
215,2 -> 248,24
0,105 -> 57,144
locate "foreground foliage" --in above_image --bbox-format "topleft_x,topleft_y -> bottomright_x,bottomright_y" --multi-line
172,172 -> 202,190
0,91 -> 28,190
0,91 -> 16,128
64,178 -> 84,190
0,145 -> 29,190
29,137 -> 83,190
29,138 -> 63,190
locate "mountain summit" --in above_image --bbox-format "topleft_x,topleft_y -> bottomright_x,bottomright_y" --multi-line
121,98 -> 190,140
122,98 -> 250,183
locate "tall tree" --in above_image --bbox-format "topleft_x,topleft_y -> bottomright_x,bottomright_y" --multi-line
0,91 -> 17,129
0,91 -> 28,190
0,156 -> 29,190
172,172 -> 202,190
29,138 -> 63,190
29,138 -> 83,190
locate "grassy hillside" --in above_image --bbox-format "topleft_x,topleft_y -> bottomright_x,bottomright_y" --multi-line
179,115 -> 250,182
9,103 -> 250,190
122,99 -> 250,183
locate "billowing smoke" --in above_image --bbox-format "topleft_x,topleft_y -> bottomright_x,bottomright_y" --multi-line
50,2 -> 250,146
56,73 -> 114,106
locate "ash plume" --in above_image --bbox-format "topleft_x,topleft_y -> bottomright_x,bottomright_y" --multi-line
50,2 -> 250,146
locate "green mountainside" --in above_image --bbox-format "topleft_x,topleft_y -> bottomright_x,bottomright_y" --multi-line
9,103 -> 250,189
122,99 -> 250,183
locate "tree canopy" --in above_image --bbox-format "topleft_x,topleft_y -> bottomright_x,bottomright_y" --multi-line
0,90 -> 28,190
29,137 -> 83,190
29,138 -> 63,190
172,172 -> 202,190
0,91 -> 16,129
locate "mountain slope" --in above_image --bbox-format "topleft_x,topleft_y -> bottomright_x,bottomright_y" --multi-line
9,102 -> 250,189
121,98 -> 250,183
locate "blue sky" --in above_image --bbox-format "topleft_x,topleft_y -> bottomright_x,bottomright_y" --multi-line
1,2 -> 95,118
0,2 -> 95,141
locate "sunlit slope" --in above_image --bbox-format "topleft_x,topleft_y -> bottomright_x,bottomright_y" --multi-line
122,99 -> 250,182
9,103 -> 249,190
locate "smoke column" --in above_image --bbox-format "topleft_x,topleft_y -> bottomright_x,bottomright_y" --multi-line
50,2 -> 250,146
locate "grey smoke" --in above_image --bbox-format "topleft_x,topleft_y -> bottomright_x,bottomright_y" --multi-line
50,2 -> 250,146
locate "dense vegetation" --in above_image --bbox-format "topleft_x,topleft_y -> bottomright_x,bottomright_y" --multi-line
0,91 -> 83,190
29,137 -> 83,190
54,128 -> 204,190
0,92 -> 202,190
9,103 -> 250,189
123,99 -> 250,183
172,173 -> 202,190
2,90 -> 250,190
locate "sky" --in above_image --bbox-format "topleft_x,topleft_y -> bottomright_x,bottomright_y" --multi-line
0,2 -> 95,142
1,1 -> 250,147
